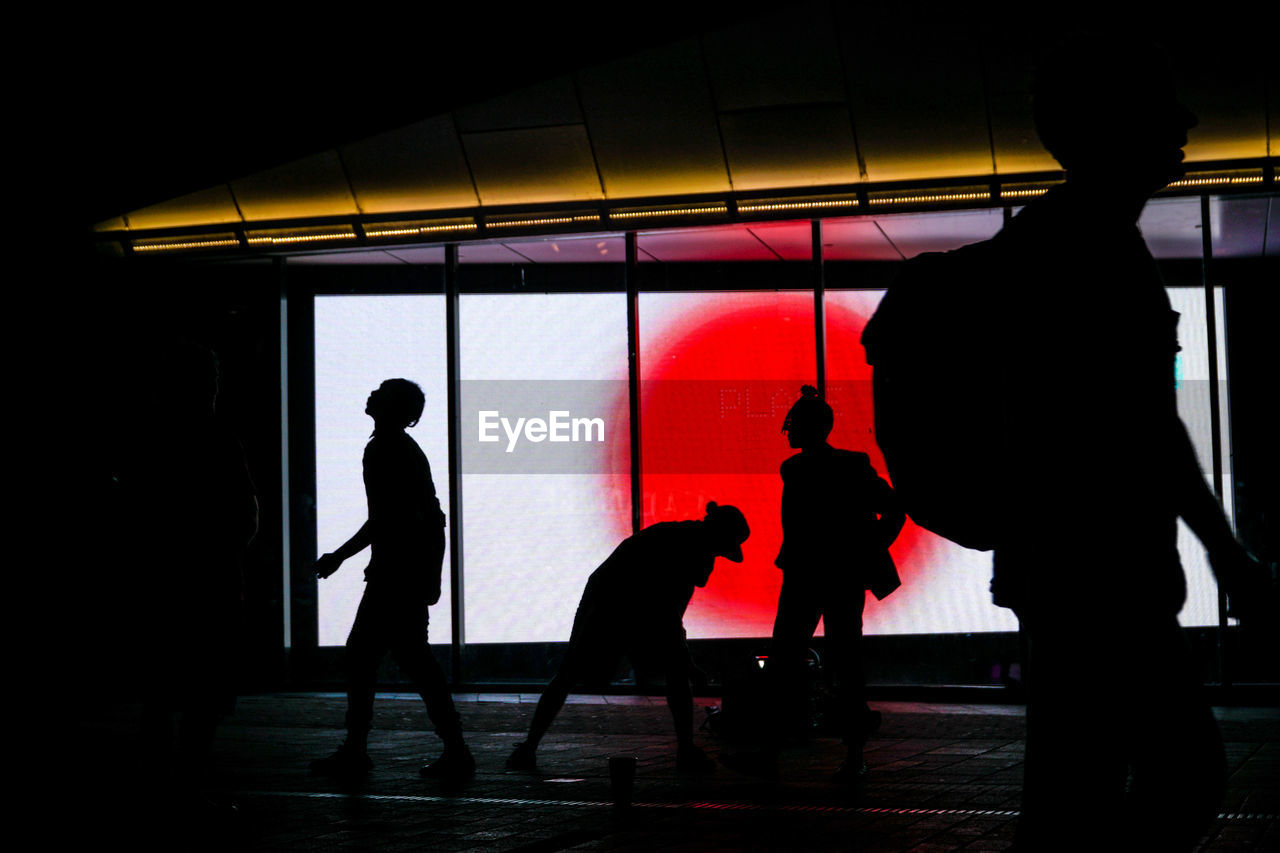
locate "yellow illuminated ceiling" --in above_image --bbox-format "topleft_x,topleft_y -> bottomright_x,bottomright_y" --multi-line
97,10 -> 1276,239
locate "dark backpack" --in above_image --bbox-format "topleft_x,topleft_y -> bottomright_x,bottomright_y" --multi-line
860,238 -> 1005,552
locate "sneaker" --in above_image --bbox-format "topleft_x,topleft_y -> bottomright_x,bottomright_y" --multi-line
310,745 -> 372,777
676,745 -> 716,774
420,745 -> 476,780
506,741 -> 538,771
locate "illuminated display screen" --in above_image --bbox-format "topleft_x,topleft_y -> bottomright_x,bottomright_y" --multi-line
825,291 -> 1013,636
314,286 -> 1230,645
638,290 -> 818,638
459,293 -> 631,645
1167,286 -> 1232,628
314,295 -> 452,646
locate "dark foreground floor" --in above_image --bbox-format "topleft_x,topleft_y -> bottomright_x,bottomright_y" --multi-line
75,692 -> 1277,851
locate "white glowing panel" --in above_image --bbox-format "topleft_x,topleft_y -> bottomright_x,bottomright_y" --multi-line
314,295 -> 451,646
1169,286 -> 1233,628
312,283 -> 1230,644
459,293 -> 631,644
826,290 -> 1017,636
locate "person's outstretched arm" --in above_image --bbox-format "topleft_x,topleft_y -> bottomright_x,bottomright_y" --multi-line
875,477 -> 907,550
1172,420 -> 1274,623
316,521 -> 373,579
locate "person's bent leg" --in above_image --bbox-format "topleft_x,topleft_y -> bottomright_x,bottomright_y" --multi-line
343,589 -> 388,752
1122,619 -> 1227,851
389,599 -> 465,748
506,654 -> 587,770
717,577 -> 820,777
381,596 -> 474,778
1014,616 -> 1128,851
657,642 -> 696,750
660,642 -> 715,772
823,586 -> 870,780
527,669 -> 574,749
312,588 -> 385,775
511,593 -> 607,769
667,674 -> 695,752
527,636 -> 600,749
768,576 -> 822,745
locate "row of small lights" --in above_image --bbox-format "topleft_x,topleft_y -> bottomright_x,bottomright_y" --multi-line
364,222 -> 478,239
999,188 -> 1050,199
869,190 -> 991,206
610,204 -> 729,220
133,237 -> 242,253
1166,175 -> 1264,189
738,198 -> 859,214
488,213 -> 602,229
129,194 -> 979,253
126,169 -> 1267,254
245,230 -> 356,247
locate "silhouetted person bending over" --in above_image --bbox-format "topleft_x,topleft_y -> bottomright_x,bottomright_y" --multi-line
770,385 -> 904,781
937,33 -> 1273,851
312,379 -> 472,779
507,502 -> 750,773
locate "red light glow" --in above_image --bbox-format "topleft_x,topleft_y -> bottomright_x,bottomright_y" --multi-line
617,292 -> 929,639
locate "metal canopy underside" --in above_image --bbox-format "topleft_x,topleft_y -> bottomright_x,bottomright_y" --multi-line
94,6 -> 1278,258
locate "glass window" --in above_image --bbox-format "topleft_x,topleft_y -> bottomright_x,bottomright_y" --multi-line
307,201 -> 1242,651
1168,286 -> 1232,628
465,232 -> 626,263
637,221 -> 812,262
866,208 -> 1004,258
820,208 -> 1003,261
639,290 -> 815,638
1208,194 -> 1274,258
822,284 -> 1231,634
1139,196 -> 1203,259
314,294 -> 452,646
459,292 -> 631,643
826,290 -> 1016,636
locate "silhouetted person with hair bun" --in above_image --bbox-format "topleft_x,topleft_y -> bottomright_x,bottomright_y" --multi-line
766,385 -> 904,781
507,502 -> 750,773
894,31 -> 1275,851
311,378 -> 473,780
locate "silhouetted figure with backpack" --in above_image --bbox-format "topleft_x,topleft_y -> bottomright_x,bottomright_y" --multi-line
506,502 -> 750,773
766,385 -> 904,782
311,379 -> 473,780
865,33 -> 1274,851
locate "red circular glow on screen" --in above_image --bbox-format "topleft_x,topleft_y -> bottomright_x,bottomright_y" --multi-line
612,294 -> 927,638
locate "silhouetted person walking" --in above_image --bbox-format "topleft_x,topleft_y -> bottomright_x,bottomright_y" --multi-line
120,339 -> 258,810
506,502 -> 750,773
311,379 -> 473,779
768,385 -> 904,781
890,33 -> 1272,851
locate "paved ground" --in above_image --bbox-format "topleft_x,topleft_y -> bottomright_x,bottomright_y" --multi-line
75,693 -> 1277,851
